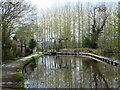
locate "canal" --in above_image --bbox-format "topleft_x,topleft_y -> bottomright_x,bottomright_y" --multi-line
24,55 -> 120,88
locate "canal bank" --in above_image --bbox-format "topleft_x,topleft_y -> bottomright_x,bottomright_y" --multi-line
47,48 -> 119,67
22,52 -> 118,88
55,52 -> 119,67
1,53 -> 43,89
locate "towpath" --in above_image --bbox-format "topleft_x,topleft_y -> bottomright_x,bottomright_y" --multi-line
0,54 -> 38,90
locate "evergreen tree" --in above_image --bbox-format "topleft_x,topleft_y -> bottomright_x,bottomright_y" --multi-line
29,39 -> 37,53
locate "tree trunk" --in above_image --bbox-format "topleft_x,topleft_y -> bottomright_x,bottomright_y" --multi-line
91,32 -> 99,49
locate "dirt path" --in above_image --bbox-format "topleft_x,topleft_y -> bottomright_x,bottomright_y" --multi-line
0,54 -> 38,90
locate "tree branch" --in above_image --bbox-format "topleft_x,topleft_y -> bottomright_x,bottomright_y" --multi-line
99,15 -> 108,33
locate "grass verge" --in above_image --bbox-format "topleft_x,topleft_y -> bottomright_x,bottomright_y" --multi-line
15,53 -> 43,89
60,48 -> 102,55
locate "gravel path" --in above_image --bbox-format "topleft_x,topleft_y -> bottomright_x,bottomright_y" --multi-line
0,54 -> 38,90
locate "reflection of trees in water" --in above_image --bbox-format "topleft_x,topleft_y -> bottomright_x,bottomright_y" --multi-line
24,56 -> 119,88
118,68 -> 120,88
49,56 -> 109,88
51,56 -> 74,87
83,60 -> 109,88
52,56 -> 69,69
92,61 -> 108,88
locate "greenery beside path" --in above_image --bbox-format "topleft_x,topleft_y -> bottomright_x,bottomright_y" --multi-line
2,53 -> 35,64
15,53 -> 43,89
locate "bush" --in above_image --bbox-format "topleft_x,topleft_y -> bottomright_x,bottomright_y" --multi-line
25,47 -> 31,56
4,49 -> 14,60
16,72 -> 25,89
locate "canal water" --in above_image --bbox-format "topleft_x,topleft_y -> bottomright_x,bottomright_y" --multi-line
24,55 -> 120,88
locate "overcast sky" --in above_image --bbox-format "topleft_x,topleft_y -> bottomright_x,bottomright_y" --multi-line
26,0 -> 120,10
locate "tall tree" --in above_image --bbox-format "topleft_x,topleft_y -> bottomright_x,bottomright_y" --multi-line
118,1 -> 120,58
1,0 -> 36,59
90,5 -> 108,49
76,2 -> 81,48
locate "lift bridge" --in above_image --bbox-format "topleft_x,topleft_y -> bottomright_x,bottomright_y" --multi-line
49,38 -> 68,52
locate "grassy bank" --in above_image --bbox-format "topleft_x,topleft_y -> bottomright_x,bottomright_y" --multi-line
15,53 -> 43,89
60,48 -> 102,55
60,48 -> 120,59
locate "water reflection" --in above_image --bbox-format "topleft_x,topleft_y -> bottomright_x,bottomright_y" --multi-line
24,55 -> 120,88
